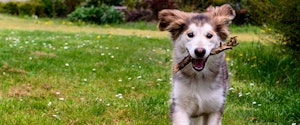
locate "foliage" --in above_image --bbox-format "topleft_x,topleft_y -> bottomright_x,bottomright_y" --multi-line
1,2 -> 19,15
125,8 -> 153,22
82,0 -> 123,7
146,0 -> 176,19
36,0 -> 83,17
67,5 -> 124,24
124,0 -> 176,21
243,0 -> 300,50
0,0 -> 82,17
0,1 -> 45,17
268,0 -> 300,50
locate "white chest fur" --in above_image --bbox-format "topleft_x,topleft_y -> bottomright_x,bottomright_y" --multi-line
172,72 -> 225,116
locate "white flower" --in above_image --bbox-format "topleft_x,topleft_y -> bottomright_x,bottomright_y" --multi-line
258,104 -> 262,106
59,98 -> 64,101
118,79 -> 122,82
238,92 -> 243,97
83,78 -> 87,82
252,101 -> 256,105
55,92 -> 60,95
47,102 -> 52,106
92,68 -> 96,72
65,63 -> 69,67
137,76 -> 142,79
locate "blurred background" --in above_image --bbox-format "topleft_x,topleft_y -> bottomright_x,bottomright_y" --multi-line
0,0 -> 299,51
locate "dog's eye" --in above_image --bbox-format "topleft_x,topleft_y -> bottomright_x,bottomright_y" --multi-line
206,33 -> 213,39
187,32 -> 194,38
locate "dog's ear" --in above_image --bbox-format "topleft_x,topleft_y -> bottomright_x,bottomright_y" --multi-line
210,4 -> 235,25
158,9 -> 194,39
158,9 -> 186,31
209,4 -> 236,40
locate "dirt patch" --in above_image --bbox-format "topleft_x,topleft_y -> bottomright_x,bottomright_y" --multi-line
0,63 -> 26,74
7,83 -> 55,97
8,84 -> 33,97
32,51 -> 56,58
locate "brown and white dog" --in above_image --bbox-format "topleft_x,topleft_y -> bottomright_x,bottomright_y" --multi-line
158,4 -> 236,125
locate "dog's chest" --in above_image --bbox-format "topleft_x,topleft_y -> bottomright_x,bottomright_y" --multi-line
173,76 -> 225,114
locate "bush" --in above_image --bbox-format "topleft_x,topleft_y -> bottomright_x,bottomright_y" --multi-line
244,0 -> 300,50
125,9 -> 153,22
82,0 -> 122,7
2,2 -> 19,15
269,0 -> 300,50
36,0 -> 83,17
123,0 -> 176,21
1,1 -> 45,17
67,5 -> 124,24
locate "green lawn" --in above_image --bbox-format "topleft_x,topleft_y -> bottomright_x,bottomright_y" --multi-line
0,15 -> 299,124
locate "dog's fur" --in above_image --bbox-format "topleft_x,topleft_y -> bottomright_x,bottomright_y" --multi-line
158,4 -> 236,125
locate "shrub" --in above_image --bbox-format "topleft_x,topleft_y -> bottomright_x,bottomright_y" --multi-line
18,2 -> 36,16
146,0 -> 176,19
244,0 -> 300,50
125,9 -> 153,22
82,0 -> 122,7
36,0 -> 83,17
2,2 -> 19,15
123,0 -> 176,21
268,0 -> 300,50
67,5 -> 124,24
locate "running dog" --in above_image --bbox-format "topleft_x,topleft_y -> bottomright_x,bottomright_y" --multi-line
158,4 -> 236,125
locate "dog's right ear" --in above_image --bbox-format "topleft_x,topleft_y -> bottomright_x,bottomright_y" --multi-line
158,10 -> 194,39
158,9 -> 186,31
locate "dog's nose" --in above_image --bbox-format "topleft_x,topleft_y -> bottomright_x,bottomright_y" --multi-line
194,48 -> 206,57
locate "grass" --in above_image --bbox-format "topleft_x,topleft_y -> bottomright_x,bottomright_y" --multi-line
226,42 -> 300,124
0,29 -> 171,124
0,14 -> 299,124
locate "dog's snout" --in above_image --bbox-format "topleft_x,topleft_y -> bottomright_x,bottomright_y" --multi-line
194,48 -> 206,57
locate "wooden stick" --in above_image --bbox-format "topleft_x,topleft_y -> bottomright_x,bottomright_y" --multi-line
173,36 -> 239,73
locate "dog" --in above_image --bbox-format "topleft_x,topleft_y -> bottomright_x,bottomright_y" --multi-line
158,4 -> 236,125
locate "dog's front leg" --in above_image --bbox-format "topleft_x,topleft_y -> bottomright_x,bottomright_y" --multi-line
171,105 -> 190,125
200,112 -> 222,125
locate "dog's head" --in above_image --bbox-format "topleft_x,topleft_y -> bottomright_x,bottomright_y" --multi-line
158,4 -> 235,71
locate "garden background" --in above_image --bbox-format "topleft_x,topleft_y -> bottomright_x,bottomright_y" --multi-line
0,0 -> 299,124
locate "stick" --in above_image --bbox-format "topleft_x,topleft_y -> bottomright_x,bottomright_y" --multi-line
173,36 -> 239,73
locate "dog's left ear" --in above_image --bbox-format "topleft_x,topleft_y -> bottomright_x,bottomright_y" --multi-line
209,4 -> 236,40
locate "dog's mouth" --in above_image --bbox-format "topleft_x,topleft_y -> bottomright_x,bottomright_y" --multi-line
191,58 -> 208,71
